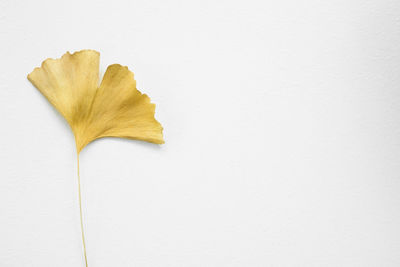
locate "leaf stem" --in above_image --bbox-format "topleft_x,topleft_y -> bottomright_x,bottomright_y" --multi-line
77,153 -> 88,267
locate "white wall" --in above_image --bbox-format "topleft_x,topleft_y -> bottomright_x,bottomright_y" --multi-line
1,0 -> 400,266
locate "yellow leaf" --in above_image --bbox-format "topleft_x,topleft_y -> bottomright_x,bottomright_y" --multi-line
28,50 -> 164,153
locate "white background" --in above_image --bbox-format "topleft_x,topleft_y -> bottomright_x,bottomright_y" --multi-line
1,0 -> 400,266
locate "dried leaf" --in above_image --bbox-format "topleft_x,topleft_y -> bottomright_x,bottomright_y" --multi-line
28,50 -> 164,152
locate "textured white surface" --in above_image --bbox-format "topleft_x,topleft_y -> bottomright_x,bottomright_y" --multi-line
1,0 -> 400,266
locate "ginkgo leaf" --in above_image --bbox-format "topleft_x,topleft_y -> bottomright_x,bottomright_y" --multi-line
28,50 -> 165,267
27,49 -> 164,153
